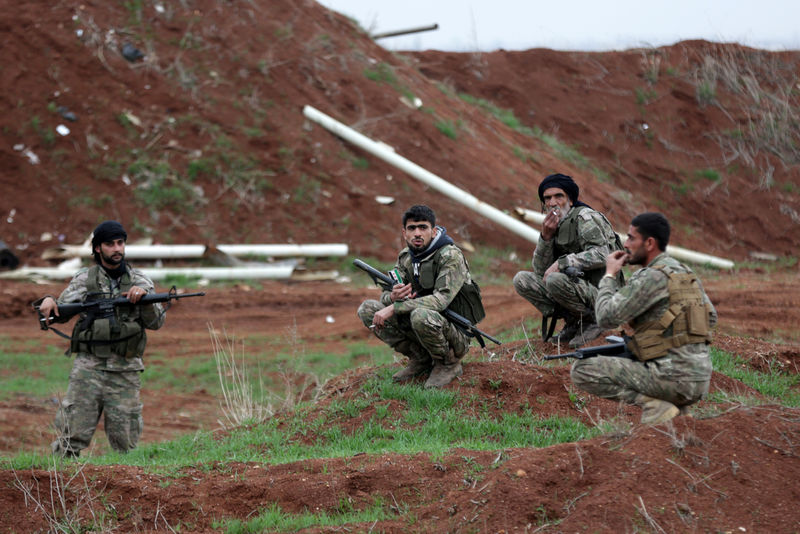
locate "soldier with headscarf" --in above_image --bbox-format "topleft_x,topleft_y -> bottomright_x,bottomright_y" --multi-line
35,220 -> 165,457
513,173 -> 622,348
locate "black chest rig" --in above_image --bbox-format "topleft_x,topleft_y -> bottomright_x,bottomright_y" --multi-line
407,245 -> 485,324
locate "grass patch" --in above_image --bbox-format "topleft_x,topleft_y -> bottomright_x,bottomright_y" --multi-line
710,347 -> 800,406
217,500 -> 393,533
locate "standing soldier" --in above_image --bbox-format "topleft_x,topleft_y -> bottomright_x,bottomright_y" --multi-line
34,221 -> 165,457
514,173 -> 622,348
357,205 -> 485,388
570,212 -> 717,424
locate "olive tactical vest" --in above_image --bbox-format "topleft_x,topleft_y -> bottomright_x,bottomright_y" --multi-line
69,265 -> 147,358
627,264 -> 712,361
408,244 -> 486,324
554,206 -> 623,286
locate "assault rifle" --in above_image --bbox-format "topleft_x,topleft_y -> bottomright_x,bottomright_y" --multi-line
544,335 -> 633,360
353,258 -> 501,347
34,286 -> 205,337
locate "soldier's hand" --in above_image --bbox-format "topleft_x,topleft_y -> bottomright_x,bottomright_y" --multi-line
372,305 -> 395,330
390,283 -> 414,302
541,207 -> 560,240
125,286 -> 147,304
605,250 -> 627,276
38,296 -> 58,325
543,261 -> 560,281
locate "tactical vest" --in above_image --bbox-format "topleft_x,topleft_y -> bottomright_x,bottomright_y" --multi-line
554,206 -> 623,286
627,264 -> 712,361
409,244 -> 486,324
69,265 -> 147,359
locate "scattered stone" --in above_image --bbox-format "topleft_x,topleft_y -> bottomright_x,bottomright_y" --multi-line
121,42 -> 144,62
57,106 -> 78,122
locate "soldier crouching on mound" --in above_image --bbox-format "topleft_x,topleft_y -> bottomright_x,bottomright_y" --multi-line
34,221 -> 165,457
513,173 -> 623,348
357,205 -> 486,388
570,212 -> 717,424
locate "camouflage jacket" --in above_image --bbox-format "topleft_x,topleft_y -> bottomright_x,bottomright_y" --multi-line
56,263 -> 165,372
533,206 -> 621,286
380,243 -> 470,315
595,253 -> 718,381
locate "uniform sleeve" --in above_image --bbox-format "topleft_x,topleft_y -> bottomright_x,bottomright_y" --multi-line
558,211 -> 617,271
594,268 -> 668,329
532,236 -> 555,276
394,248 -> 467,314
56,269 -> 89,305
131,269 -> 166,330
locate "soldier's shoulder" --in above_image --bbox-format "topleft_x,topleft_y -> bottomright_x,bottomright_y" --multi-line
439,243 -> 465,261
70,267 -> 91,281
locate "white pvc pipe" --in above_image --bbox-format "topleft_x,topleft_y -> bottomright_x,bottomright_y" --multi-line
514,207 -> 734,269
303,105 -> 541,243
0,265 -> 296,281
42,243 -> 348,260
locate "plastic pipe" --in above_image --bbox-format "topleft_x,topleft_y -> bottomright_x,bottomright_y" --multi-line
303,105 -> 541,243
42,243 -> 349,260
0,265 -> 296,281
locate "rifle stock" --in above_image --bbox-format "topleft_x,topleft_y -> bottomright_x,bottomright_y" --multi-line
353,259 -> 501,347
544,335 -> 631,360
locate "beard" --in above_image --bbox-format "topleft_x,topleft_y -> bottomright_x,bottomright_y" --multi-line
101,250 -> 125,267
626,248 -> 646,266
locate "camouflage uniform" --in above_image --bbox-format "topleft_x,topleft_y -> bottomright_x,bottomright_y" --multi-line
513,206 -> 621,320
357,241 -> 473,369
51,264 -> 164,456
571,253 -> 717,407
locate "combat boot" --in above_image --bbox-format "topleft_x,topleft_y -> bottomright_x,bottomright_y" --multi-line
636,394 -> 680,425
424,349 -> 463,388
552,318 -> 579,345
392,357 -> 433,382
568,315 -> 604,349
392,342 -> 433,383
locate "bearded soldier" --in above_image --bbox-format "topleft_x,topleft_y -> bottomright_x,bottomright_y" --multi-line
35,221 -> 165,456
570,212 -> 717,424
357,205 -> 485,388
513,173 -> 622,348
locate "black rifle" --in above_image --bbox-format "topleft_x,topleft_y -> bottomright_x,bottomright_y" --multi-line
353,258 -> 501,348
34,286 -> 205,338
541,266 -> 584,341
544,335 -> 632,360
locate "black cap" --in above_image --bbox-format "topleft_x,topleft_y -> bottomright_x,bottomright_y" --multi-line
91,220 -> 127,250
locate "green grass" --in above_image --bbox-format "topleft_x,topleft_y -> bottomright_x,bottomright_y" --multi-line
217,500 -> 393,533
710,347 -> 800,406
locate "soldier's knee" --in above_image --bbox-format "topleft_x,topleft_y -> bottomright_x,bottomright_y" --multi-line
357,300 -> 379,326
409,308 -> 442,333
544,272 -> 570,293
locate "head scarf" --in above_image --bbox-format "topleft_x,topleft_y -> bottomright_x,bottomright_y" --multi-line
91,220 -> 128,249
537,173 -> 590,208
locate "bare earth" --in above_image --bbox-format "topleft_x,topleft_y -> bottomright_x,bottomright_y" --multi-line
1,270 -> 799,533
1,0 -> 800,532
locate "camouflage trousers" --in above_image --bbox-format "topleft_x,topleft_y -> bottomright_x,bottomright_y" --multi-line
570,356 -> 710,406
52,359 -> 143,457
357,300 -> 469,362
513,270 -> 597,318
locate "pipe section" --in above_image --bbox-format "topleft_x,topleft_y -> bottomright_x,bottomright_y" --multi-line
303,105 -> 541,243
42,243 -> 348,260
